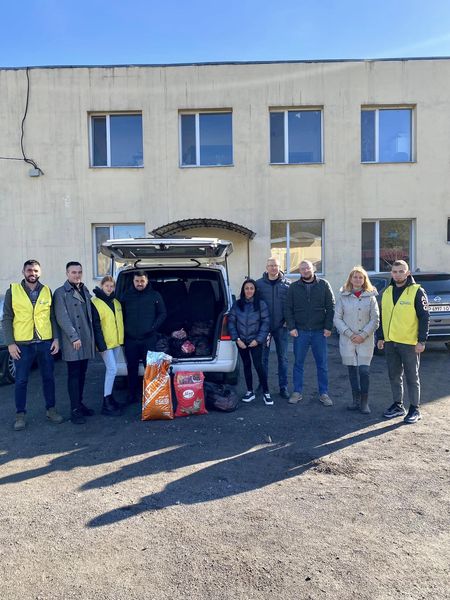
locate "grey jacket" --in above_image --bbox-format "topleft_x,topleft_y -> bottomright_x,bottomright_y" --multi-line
334,289 -> 379,366
53,281 -> 96,361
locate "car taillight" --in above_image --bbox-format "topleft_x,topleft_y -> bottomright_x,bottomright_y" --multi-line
220,314 -> 231,340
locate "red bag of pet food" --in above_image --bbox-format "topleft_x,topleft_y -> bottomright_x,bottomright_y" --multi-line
142,351 -> 174,420
174,371 -> 207,418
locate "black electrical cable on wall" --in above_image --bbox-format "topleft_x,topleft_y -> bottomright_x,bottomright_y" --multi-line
0,67 -> 44,175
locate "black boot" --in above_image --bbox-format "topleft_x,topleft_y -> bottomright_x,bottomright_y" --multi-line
347,391 -> 360,411
360,393 -> 371,414
79,403 -> 95,416
109,392 -> 126,409
101,395 -> 122,416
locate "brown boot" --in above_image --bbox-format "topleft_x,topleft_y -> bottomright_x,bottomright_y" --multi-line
347,391 -> 360,411
360,393 -> 371,414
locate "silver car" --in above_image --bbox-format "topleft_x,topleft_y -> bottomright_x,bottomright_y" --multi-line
100,237 -> 239,383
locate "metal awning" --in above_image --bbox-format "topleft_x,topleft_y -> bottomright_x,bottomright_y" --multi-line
150,218 -> 256,240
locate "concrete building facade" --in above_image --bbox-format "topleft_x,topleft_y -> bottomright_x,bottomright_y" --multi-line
1,58 -> 449,294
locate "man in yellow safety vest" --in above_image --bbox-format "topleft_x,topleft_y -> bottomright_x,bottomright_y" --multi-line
2,259 -> 63,430
377,260 -> 429,424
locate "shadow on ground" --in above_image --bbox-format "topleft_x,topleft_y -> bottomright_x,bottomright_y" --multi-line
0,339 -> 448,528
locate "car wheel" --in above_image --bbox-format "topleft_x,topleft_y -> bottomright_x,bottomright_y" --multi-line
0,351 -> 15,384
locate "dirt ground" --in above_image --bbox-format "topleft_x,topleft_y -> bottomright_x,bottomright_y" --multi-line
0,337 -> 449,600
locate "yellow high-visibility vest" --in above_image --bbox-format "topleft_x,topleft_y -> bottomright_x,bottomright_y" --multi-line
92,297 -> 124,349
381,284 -> 420,345
11,283 -> 53,342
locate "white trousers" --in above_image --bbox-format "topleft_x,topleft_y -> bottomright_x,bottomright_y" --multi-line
101,346 -> 121,396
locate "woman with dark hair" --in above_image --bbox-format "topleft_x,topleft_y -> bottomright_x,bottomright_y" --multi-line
228,278 -> 272,405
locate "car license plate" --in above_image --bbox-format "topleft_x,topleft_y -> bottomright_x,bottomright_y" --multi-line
429,305 -> 450,312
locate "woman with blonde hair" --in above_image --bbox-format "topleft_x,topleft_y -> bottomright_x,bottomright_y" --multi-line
334,266 -> 379,413
91,275 -> 124,416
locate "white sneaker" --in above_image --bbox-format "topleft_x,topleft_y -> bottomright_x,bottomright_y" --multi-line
319,393 -> 333,407
242,391 -> 255,403
263,393 -> 273,406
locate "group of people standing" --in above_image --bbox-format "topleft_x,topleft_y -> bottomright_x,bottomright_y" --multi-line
3,254 -> 429,430
3,260 -> 166,428
228,257 -> 429,425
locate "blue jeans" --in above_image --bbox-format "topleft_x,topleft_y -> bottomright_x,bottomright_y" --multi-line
14,341 -> 56,413
262,327 -> 289,390
347,365 -> 370,395
293,330 -> 328,395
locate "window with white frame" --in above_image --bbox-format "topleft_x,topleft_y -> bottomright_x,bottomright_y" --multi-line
90,113 -> 143,167
93,223 -> 146,278
361,107 -> 413,163
361,219 -> 414,272
271,220 -> 324,275
180,111 -> 233,166
270,109 -> 323,164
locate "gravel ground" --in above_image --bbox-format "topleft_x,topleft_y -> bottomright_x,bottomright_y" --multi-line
0,337 -> 449,600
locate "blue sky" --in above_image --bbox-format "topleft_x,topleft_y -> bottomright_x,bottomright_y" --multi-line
1,0 -> 450,67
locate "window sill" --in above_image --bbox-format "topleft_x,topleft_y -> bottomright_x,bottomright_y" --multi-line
179,164 -> 234,169
270,162 -> 324,166
90,165 -> 144,169
361,161 -> 416,165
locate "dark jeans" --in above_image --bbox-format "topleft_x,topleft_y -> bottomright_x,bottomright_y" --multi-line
385,342 -> 421,407
347,365 -> 370,395
262,327 -> 289,390
293,330 -> 328,395
124,336 -> 157,399
14,341 -> 55,413
67,359 -> 89,411
238,345 -> 268,393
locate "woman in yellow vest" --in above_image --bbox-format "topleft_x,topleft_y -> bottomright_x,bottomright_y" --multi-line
92,275 -> 124,416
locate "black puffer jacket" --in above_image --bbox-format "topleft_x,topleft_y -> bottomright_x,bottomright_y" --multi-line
256,272 -> 290,331
120,284 -> 167,340
228,299 -> 270,345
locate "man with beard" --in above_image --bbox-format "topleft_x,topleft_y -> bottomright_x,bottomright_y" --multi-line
2,259 -> 62,430
377,260 -> 429,424
285,260 -> 335,406
120,271 -> 167,404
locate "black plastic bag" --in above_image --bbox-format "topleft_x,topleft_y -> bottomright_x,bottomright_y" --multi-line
204,382 -> 239,412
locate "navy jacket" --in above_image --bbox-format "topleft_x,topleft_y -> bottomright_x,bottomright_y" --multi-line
228,299 -> 270,345
256,272 -> 290,331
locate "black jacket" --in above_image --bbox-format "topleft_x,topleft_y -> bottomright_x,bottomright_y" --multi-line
256,272 -> 290,331
228,299 -> 270,345
120,284 -> 167,340
285,276 -> 335,331
377,275 -> 429,343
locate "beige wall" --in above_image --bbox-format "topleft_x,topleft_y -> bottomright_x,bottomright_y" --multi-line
1,59 -> 450,296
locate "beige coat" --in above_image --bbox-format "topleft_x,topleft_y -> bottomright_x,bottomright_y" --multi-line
334,289 -> 380,366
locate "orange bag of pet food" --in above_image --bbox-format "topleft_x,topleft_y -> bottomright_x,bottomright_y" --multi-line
142,351 -> 174,420
174,371 -> 207,418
